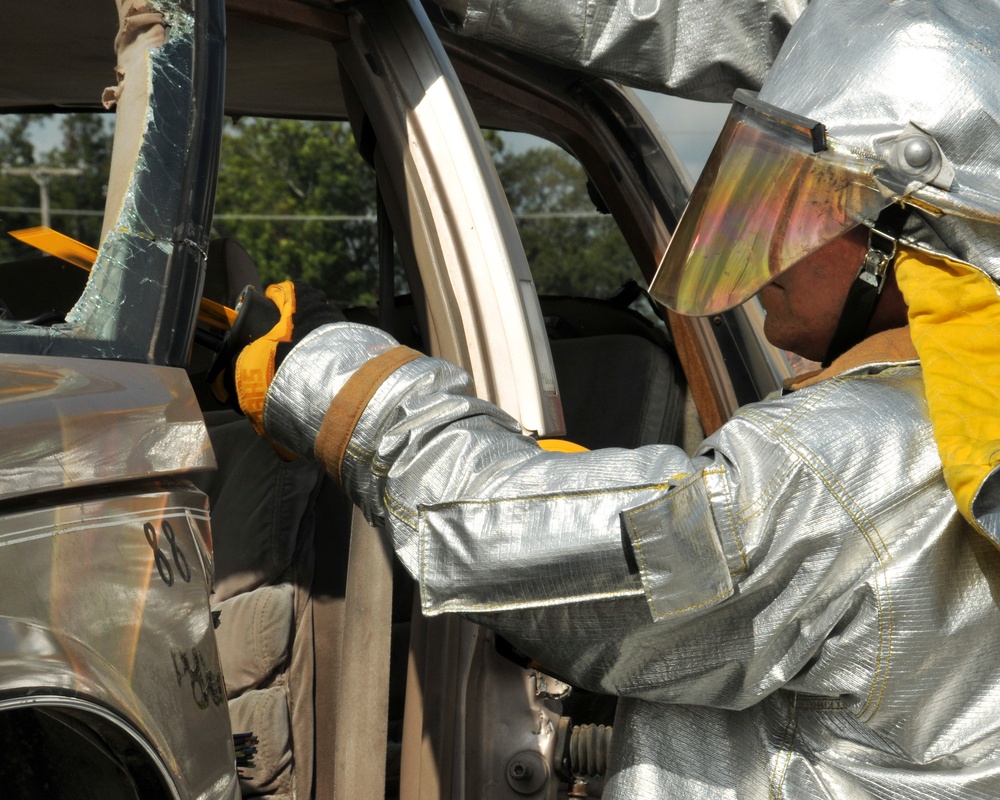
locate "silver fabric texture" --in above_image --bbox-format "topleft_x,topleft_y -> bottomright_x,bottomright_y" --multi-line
266,324 -> 1000,798
264,322 -> 398,458
759,0 -> 1000,282
439,0 -> 808,102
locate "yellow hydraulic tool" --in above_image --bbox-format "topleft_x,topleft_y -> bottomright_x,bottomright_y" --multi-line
8,226 -> 237,330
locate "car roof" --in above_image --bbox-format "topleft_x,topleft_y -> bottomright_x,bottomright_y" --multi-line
2,1 -> 351,119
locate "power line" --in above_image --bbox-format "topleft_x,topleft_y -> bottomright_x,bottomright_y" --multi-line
0,205 -> 103,217
1,208 -> 610,223
2,166 -> 84,228
213,212 -> 377,222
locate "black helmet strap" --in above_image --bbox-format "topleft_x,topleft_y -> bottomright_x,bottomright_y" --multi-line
822,204 -> 910,367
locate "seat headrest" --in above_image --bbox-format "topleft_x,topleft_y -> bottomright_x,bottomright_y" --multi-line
205,238 -> 263,308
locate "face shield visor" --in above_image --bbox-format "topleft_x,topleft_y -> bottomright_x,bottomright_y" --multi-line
651,90 -> 898,316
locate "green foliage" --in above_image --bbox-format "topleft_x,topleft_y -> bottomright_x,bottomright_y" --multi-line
211,118 -> 380,306
2,113 -> 638,307
0,113 -> 112,263
46,115 -> 113,248
0,116 -> 48,261
0,116 -> 35,166
491,136 -> 638,299
212,120 -> 638,305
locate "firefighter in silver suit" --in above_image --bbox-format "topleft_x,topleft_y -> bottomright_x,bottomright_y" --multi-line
229,1 -> 1000,796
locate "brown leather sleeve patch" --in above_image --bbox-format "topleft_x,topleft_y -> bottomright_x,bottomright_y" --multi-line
315,346 -> 423,485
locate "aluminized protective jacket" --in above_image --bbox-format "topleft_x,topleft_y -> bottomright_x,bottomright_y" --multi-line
263,323 -> 1000,799
434,0 -> 807,102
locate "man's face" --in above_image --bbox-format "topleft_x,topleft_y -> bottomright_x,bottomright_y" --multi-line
756,226 -> 869,362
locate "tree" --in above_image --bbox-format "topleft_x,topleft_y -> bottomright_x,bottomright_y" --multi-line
3,113 -> 639,307
0,115 -> 44,261
488,133 -> 638,299
0,113 -> 112,263
211,118 -> 381,306
212,120 -> 638,307
46,114 -> 113,248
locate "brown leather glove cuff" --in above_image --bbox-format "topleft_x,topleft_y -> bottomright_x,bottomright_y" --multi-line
314,345 -> 423,486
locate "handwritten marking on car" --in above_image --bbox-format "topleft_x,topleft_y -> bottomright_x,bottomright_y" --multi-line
145,520 -> 191,586
172,647 -> 224,710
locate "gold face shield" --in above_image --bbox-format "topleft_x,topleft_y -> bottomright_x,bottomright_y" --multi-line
651,90 -> 896,316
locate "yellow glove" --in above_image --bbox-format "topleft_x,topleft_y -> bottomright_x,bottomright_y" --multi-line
234,281 -> 296,436
214,280 -> 344,438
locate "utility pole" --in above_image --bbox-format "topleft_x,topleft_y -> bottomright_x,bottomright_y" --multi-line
2,165 -> 83,228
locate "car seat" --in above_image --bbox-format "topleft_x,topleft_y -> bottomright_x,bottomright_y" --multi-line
190,239 -> 355,799
540,290 -> 701,452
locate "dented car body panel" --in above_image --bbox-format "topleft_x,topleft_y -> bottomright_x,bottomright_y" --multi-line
0,358 -> 237,799
0,356 -> 215,501
0,2 -> 237,796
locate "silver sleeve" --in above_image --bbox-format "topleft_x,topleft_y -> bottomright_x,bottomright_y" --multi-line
263,322 -> 399,458
439,0 -> 808,101
265,324 -> 944,709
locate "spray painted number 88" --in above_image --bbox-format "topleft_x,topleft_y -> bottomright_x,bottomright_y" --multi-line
144,521 -> 191,587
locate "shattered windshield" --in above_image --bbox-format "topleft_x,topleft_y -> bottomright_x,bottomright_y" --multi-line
0,0 -> 222,366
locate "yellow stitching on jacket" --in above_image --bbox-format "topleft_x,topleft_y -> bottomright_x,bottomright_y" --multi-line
430,481 -> 679,512
783,433 -> 893,721
418,587 -> 646,615
383,487 -> 418,529
344,440 -> 375,461
624,502 -> 734,619
654,587 -> 733,617
624,507 -> 661,618
704,466 -> 750,573
732,402 -> 894,722
768,374 -> 843,437
742,390 -> 896,720
769,695 -> 799,800
733,454 -> 796,526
